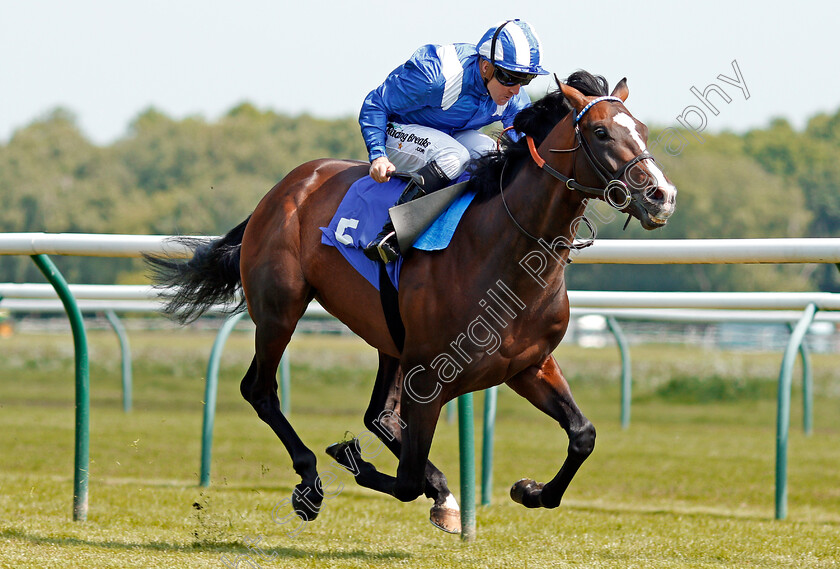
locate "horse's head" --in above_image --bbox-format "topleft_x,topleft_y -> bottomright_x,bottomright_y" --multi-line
557,78 -> 677,230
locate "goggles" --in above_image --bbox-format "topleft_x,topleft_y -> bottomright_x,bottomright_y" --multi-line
493,66 -> 537,87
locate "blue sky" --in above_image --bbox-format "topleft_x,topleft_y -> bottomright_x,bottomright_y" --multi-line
2,0 -> 838,145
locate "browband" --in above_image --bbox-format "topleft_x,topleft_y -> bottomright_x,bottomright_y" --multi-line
574,96 -> 624,123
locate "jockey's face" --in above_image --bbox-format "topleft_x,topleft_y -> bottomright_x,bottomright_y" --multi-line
480,60 -> 523,106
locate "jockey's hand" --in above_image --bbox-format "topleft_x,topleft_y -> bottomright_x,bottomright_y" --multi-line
369,157 -> 396,183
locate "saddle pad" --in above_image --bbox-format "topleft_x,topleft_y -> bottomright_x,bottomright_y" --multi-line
319,173 -> 475,291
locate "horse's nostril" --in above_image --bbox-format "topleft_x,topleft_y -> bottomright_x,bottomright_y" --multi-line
644,186 -> 665,204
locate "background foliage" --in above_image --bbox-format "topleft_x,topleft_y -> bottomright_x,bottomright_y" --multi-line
1,102 -> 838,291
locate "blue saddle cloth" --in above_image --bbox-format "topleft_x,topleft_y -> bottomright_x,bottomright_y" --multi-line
320,172 -> 475,290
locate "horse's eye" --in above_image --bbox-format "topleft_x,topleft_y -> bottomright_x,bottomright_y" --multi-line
594,127 -> 609,140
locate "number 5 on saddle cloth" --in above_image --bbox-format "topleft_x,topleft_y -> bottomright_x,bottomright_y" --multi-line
319,172 -> 474,291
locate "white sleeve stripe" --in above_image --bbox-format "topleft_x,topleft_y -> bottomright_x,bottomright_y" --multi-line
437,45 -> 464,111
506,25 -> 533,68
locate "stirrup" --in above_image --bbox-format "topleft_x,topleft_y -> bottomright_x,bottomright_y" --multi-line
374,230 -> 400,263
363,228 -> 401,263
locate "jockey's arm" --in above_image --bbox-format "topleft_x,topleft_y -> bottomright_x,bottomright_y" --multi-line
359,47 -> 439,182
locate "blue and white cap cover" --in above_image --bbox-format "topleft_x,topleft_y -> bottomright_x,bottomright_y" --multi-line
476,19 -> 548,76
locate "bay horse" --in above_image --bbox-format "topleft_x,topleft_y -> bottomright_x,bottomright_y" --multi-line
145,71 -> 677,534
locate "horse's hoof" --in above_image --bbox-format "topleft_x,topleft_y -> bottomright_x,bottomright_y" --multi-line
510,478 -> 544,508
325,441 -> 348,460
291,482 -> 322,521
324,439 -> 359,468
429,496 -> 461,534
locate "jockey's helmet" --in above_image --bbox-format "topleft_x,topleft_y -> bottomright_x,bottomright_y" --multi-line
476,20 -> 548,78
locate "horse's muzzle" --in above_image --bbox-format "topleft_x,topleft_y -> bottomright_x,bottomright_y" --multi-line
632,182 -> 677,230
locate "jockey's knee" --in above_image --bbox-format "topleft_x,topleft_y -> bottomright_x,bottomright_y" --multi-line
429,144 -> 471,181
453,130 -> 496,159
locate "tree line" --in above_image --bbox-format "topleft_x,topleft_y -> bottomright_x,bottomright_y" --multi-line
0,102 -> 837,292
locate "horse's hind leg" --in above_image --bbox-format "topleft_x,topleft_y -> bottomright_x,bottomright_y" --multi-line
327,352 -> 460,533
240,281 -> 321,520
505,356 -> 596,509
322,363 -> 444,509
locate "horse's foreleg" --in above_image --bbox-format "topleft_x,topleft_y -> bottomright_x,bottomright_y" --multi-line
505,356 -> 596,509
241,317 -> 321,521
357,352 -> 459,533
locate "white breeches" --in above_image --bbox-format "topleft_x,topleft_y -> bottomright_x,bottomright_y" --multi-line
384,122 -> 496,180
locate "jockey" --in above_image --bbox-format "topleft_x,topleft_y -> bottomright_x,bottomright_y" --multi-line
359,19 -> 549,263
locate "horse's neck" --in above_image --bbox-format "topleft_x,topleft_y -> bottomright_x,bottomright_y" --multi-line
506,121 -> 586,243
466,141 -> 588,300
506,169 -> 587,255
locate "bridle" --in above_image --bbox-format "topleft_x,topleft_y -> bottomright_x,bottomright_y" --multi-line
534,95 -> 658,207
500,95 -> 659,244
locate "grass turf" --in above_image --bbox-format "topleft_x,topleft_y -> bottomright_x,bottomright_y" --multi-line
0,328 -> 838,568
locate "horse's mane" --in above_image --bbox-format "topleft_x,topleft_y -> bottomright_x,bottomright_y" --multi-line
468,70 -> 610,202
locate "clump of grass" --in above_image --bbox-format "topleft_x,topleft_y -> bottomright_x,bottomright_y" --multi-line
653,374 -> 776,404
190,492 -> 236,547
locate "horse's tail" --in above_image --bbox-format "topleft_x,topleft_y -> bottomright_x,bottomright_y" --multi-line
143,216 -> 251,323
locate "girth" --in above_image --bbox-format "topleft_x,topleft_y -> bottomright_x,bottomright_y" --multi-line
378,263 -> 405,353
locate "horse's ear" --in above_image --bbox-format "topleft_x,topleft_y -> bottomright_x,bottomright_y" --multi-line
611,78 -> 629,101
558,81 -> 588,112
553,73 -> 563,90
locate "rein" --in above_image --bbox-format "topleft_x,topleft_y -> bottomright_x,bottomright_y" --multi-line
498,158 -> 595,250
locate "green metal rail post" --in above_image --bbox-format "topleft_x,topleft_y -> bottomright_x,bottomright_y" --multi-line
787,322 -> 814,436
481,386 -> 497,506
30,254 -> 89,521
606,316 -> 632,429
458,393 -> 476,541
775,303 -> 817,520
104,309 -> 132,412
200,311 -> 248,486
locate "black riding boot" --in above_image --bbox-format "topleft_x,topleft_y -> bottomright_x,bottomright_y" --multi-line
364,161 -> 451,263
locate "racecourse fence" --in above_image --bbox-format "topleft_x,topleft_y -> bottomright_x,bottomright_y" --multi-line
4,293 -> 838,515
2,233 -> 839,533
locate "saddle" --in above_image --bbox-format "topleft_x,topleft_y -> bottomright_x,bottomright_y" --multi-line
388,174 -> 471,253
